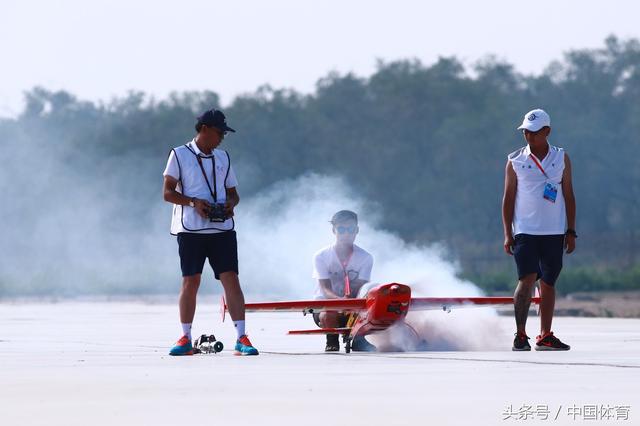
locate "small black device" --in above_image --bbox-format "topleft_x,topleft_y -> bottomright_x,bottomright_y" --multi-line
206,203 -> 227,223
193,334 -> 224,354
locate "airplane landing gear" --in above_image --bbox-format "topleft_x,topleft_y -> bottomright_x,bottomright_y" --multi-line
343,335 -> 352,353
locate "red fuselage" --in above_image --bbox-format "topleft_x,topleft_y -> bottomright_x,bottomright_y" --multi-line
350,283 -> 411,337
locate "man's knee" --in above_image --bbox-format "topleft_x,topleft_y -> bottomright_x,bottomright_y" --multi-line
182,275 -> 201,291
540,280 -> 555,291
518,273 -> 538,287
320,312 -> 339,327
219,271 -> 239,284
219,272 -> 243,296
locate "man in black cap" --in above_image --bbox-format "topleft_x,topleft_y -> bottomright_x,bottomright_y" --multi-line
312,210 -> 376,351
162,109 -> 258,356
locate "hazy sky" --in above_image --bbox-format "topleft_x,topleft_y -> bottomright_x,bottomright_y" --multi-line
1,0 -> 638,117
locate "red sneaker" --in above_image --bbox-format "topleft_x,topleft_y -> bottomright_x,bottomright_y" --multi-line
535,332 -> 570,351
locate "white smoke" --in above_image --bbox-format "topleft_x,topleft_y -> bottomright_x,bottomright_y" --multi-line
236,174 -> 506,351
238,174 -> 479,297
0,148 -> 506,349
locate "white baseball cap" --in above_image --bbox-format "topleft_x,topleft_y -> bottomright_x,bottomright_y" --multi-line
517,108 -> 551,132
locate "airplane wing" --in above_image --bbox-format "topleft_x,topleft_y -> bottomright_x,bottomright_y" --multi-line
410,296 -> 541,311
287,327 -> 352,335
243,299 -> 366,312
221,296 -> 366,321
238,298 -> 366,313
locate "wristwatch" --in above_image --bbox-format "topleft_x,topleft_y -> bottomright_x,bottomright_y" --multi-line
189,197 -> 196,208
565,229 -> 578,238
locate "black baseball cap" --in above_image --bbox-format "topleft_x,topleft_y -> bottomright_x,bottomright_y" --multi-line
330,210 -> 358,224
196,109 -> 236,133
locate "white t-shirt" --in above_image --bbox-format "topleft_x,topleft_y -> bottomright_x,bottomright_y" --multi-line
312,244 -> 374,299
163,140 -> 238,187
163,140 -> 238,234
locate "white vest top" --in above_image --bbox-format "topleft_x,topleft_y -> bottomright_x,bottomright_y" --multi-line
169,141 -> 235,234
509,144 -> 566,235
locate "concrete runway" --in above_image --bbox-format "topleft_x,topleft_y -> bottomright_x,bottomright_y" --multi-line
1,302 -> 638,425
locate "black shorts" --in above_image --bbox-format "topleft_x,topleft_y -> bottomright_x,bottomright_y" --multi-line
313,312 -> 349,328
513,234 -> 565,286
177,231 -> 238,279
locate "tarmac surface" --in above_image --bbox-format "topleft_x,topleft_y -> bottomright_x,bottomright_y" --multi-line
1,302 -> 638,426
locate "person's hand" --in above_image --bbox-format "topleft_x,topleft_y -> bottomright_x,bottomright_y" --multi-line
224,201 -> 235,218
193,198 -> 211,219
323,291 -> 341,299
565,234 -> 576,254
504,234 -> 515,255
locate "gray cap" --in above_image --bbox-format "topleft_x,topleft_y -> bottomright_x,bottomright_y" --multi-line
330,210 -> 358,224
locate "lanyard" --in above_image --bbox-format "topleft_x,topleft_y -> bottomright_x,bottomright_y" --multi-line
337,250 -> 354,297
529,154 -> 549,179
194,150 -> 218,202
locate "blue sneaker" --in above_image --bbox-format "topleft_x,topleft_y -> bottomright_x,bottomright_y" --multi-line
234,335 -> 259,356
169,335 -> 194,356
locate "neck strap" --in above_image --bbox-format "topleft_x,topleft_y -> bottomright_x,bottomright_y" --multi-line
185,143 -> 217,202
529,153 -> 549,179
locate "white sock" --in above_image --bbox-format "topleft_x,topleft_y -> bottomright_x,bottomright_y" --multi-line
181,323 -> 192,340
234,320 -> 245,339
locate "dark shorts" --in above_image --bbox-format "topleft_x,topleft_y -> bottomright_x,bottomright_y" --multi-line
313,312 -> 349,328
177,231 -> 238,279
513,234 -> 565,286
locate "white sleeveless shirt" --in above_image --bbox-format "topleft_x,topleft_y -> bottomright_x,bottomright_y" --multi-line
509,144 -> 566,235
163,140 -> 238,235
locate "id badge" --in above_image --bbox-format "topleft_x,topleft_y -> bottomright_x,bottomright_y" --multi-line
543,182 -> 558,203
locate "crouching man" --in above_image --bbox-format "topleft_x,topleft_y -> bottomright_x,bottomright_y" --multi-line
312,210 -> 376,352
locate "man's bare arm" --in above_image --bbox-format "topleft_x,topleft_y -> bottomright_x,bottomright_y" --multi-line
502,159 -> 517,255
348,279 -> 368,298
562,153 -> 577,254
318,279 -> 341,299
163,175 -> 209,219
224,187 -> 240,217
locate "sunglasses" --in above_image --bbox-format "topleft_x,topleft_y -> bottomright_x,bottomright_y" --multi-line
336,225 -> 357,234
208,126 -> 227,137
522,128 -> 545,135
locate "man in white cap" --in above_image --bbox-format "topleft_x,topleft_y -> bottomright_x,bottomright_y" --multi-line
502,108 -> 577,351
312,210 -> 376,352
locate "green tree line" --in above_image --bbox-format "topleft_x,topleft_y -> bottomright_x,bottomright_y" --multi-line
1,36 -> 639,295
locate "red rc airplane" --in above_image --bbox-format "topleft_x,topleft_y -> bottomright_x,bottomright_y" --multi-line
223,282 -> 541,353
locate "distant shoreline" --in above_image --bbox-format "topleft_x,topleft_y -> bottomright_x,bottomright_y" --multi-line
548,290 -> 640,318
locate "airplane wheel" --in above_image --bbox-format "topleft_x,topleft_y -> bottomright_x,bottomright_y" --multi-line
213,341 -> 224,353
345,339 -> 351,353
